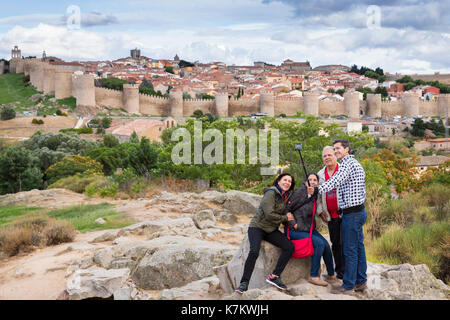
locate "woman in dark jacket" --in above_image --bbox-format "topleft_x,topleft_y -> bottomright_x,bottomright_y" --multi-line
284,173 -> 338,287
235,173 -> 296,294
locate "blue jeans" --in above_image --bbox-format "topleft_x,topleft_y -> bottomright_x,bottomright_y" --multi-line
287,228 -> 335,277
341,209 -> 368,289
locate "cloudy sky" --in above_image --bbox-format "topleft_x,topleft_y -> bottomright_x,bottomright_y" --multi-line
1,0 -> 449,74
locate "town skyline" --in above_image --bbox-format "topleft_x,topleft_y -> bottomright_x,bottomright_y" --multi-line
1,0 -> 449,75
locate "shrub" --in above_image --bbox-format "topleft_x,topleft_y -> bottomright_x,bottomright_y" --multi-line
32,118 -> 44,125
45,155 -> 103,185
59,128 -> 93,134
1,106 -> 16,120
85,176 -> 119,198
48,174 -> 103,193
0,215 -> 75,257
369,222 -> 450,283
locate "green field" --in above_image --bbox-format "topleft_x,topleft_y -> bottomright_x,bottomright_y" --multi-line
0,73 -> 39,109
0,73 -> 77,114
0,203 -> 135,233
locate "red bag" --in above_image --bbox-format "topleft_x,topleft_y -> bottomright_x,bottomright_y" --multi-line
286,200 -> 315,259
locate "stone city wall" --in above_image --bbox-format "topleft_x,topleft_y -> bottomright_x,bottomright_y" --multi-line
11,58 -> 449,118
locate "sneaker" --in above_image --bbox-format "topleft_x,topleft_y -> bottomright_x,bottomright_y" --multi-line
266,274 -> 287,291
330,285 -> 354,295
235,281 -> 248,294
355,281 -> 367,292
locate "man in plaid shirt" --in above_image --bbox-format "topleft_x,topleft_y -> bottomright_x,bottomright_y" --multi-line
308,139 -> 368,294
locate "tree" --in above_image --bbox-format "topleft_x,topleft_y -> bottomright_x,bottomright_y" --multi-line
0,146 -> 43,194
101,117 -> 112,129
164,66 -> 175,74
140,78 -> 154,90
375,86 -> 388,98
124,137 -> 158,177
102,133 -> 119,148
192,109 -> 204,119
96,77 -> 128,91
130,131 -> 139,143
1,106 -> 16,120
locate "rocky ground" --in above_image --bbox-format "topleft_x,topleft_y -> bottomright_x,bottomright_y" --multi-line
0,188 -> 448,300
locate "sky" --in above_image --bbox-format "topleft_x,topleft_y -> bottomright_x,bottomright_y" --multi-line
1,0 -> 449,74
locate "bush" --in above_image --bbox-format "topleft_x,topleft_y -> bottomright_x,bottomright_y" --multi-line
369,222 -> 450,283
32,118 -> 44,125
0,215 -> 75,257
59,128 -> 93,134
48,174 -> 103,193
1,106 -> 16,120
85,176 -> 119,198
45,155 -> 103,185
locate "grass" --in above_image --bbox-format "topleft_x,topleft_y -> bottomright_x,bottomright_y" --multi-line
0,73 -> 39,109
46,203 -> 135,233
0,203 -> 135,233
0,203 -> 134,257
0,205 -> 44,226
367,222 -> 450,283
0,73 -> 77,115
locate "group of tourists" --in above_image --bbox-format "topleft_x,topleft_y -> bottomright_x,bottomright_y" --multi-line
235,139 -> 368,295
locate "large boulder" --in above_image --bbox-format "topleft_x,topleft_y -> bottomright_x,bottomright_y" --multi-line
216,234 -> 312,294
193,209 -> 216,229
117,217 -> 202,239
157,276 -> 221,300
66,267 -> 130,300
362,262 -> 449,300
131,236 -> 236,290
222,190 -> 262,215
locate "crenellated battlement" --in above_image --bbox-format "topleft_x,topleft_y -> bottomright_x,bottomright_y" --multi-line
10,57 -> 449,118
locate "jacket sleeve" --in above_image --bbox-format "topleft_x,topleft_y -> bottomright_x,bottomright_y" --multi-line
285,187 -> 310,214
260,190 -> 288,225
318,160 -> 351,194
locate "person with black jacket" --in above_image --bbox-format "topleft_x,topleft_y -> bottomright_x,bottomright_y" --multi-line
285,173 -> 338,287
235,173 -> 296,294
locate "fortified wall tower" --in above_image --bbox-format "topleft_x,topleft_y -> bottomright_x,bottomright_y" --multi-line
214,92 -> 229,117
122,84 -> 140,114
344,91 -> 360,119
438,94 -> 450,118
54,69 -> 73,99
402,92 -> 420,118
73,74 -> 96,109
169,90 -> 184,117
303,92 -> 319,116
259,91 -> 275,117
43,64 -> 56,95
366,93 -> 381,118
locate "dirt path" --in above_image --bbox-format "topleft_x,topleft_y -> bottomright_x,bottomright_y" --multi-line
0,230 -> 112,300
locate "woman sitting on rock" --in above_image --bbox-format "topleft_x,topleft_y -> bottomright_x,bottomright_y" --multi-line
284,173 -> 339,287
235,173 -> 296,294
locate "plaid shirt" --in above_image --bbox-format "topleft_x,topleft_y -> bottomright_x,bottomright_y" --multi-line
318,155 -> 366,209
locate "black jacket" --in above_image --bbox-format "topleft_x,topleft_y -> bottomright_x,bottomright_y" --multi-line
284,185 -> 317,233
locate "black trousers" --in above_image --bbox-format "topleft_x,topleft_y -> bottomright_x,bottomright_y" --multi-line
240,227 -> 294,283
328,217 -> 345,277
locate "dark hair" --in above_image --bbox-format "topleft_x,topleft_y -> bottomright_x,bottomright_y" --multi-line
333,139 -> 351,152
273,173 -> 296,191
306,172 -> 319,183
